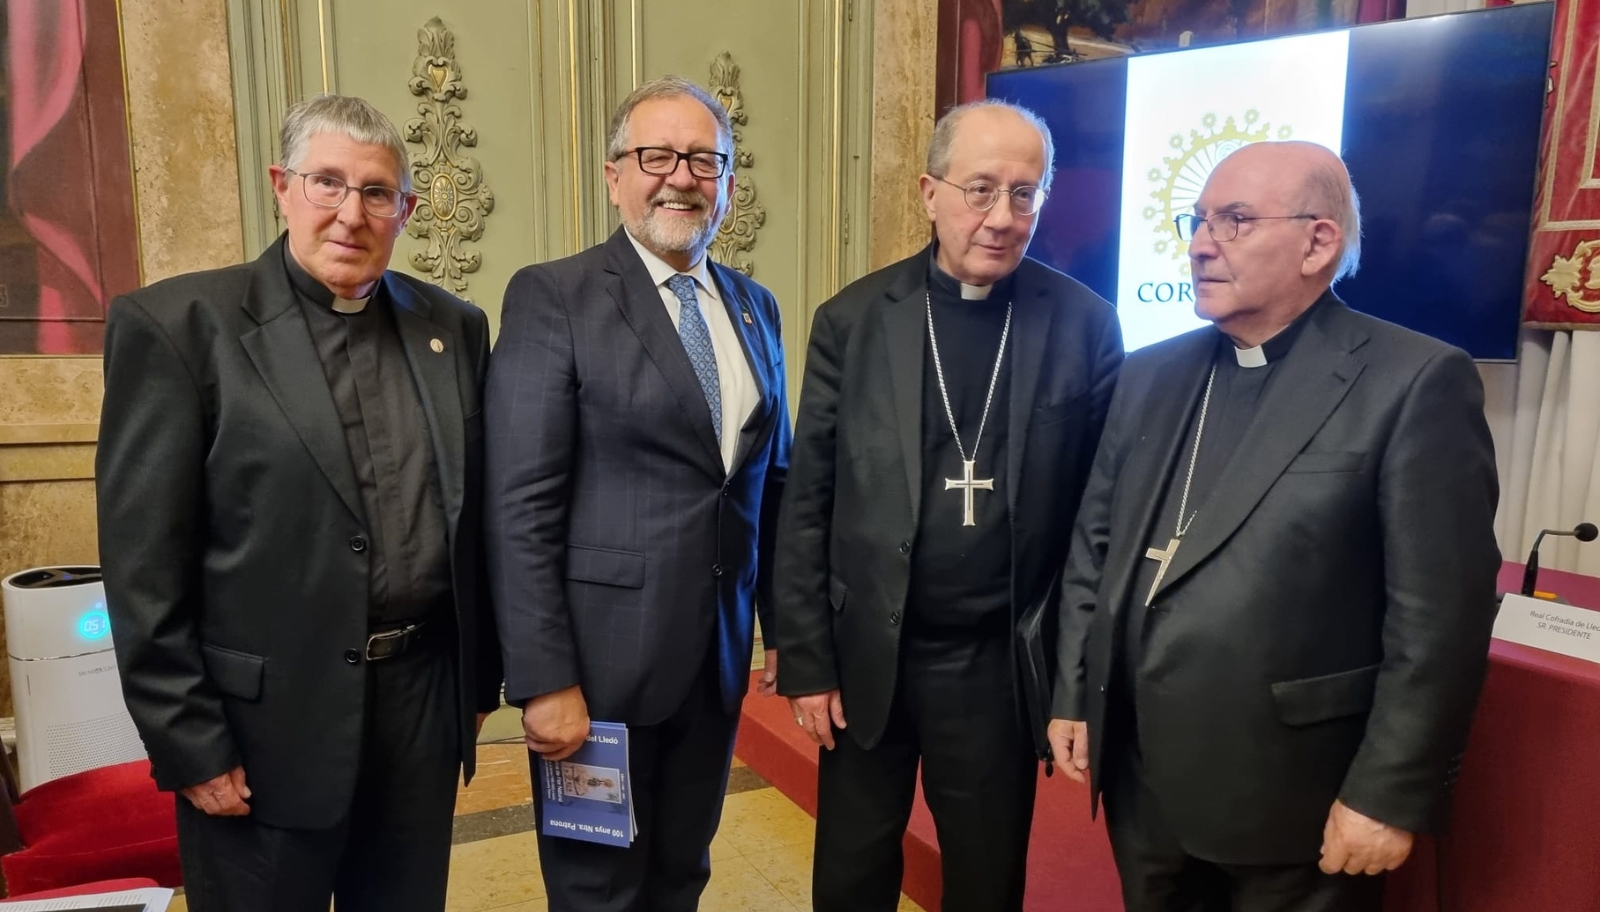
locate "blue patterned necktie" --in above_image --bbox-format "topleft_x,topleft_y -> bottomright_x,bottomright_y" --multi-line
666,273 -> 722,442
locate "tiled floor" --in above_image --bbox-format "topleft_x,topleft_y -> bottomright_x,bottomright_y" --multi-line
166,710 -> 926,912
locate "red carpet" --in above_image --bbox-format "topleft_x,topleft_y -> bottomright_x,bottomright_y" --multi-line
734,674 -> 1450,912
736,565 -> 1600,910
734,674 -> 1124,911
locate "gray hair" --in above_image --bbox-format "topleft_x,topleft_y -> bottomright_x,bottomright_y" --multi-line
1304,158 -> 1363,283
279,94 -> 411,191
926,100 -> 1056,191
606,77 -> 734,162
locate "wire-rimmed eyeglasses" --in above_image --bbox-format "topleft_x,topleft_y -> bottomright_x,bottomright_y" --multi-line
1174,212 -> 1317,242
286,169 -> 409,218
937,177 -> 1047,216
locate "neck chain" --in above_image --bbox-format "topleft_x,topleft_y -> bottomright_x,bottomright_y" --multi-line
925,292 -> 1012,467
1174,364 -> 1218,538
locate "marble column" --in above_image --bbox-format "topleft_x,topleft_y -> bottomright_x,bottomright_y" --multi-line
869,0 -> 939,270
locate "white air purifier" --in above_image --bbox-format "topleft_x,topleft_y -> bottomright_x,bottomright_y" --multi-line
3,566 -> 145,791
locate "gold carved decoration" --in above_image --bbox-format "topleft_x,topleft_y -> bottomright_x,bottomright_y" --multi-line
709,52 -> 766,277
405,17 -> 494,302
1540,238 -> 1600,314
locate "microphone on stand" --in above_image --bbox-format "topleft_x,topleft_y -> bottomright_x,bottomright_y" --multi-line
1521,522 -> 1599,597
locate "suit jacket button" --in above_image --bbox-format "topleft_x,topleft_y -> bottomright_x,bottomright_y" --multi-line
349,535 -> 367,552
722,485 -> 730,497
344,649 -> 361,664
889,612 -> 901,626
712,564 -> 723,577
899,541 -> 911,555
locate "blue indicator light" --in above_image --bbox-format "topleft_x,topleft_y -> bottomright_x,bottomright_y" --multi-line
80,606 -> 111,640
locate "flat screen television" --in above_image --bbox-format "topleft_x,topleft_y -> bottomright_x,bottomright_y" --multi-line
986,3 -> 1554,360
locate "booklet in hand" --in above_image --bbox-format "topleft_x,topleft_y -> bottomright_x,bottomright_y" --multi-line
537,721 -> 636,847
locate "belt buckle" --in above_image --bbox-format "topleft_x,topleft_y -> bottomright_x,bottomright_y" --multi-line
365,623 -> 419,661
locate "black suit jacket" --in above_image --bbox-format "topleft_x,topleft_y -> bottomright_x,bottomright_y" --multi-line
1054,296 -> 1501,864
774,247 -> 1122,751
96,236 -> 503,830
485,228 -> 790,724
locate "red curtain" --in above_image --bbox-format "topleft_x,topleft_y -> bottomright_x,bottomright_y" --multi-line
957,0 -> 1005,106
1522,0 -> 1600,328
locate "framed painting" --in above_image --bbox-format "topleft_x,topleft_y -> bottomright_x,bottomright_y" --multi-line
936,0 -> 1400,113
2,0 -> 140,355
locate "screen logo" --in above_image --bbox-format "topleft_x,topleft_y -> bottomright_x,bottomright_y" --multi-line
1142,110 -> 1294,271
1115,29 -> 1348,351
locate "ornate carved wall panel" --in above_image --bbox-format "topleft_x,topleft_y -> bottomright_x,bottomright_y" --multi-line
405,18 -> 495,302
708,52 -> 766,277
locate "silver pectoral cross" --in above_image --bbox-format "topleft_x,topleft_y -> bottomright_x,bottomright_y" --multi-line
945,459 -> 995,527
1144,537 -> 1181,606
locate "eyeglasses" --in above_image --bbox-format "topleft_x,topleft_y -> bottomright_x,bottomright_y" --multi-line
286,169 -> 409,218
937,177 -> 1047,216
1174,212 -> 1318,243
617,147 -> 730,180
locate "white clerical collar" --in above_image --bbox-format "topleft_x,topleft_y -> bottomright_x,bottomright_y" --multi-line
624,228 -> 721,302
960,282 -> 993,300
1230,304 -> 1318,368
332,296 -> 369,314
1234,344 -> 1268,368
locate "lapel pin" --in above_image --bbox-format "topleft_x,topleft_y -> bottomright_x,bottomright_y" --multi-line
430,338 -> 445,353
742,311 -> 753,325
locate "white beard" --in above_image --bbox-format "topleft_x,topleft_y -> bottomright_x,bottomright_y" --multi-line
626,191 -> 727,262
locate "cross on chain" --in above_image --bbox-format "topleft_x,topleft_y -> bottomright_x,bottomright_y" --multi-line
1144,538 -> 1180,607
944,459 -> 996,527
925,292 -> 1011,530
1142,363 -> 1218,607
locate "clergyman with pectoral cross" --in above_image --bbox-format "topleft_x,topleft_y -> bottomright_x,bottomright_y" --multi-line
772,100 -> 1124,910
1048,142 -> 1501,912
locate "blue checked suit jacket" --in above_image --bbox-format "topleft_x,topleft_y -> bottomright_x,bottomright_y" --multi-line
485,228 -> 791,724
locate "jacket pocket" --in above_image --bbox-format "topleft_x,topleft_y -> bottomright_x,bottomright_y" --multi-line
200,643 -> 265,702
566,544 -> 646,589
829,576 -> 848,613
1033,391 -> 1088,428
1270,663 -> 1380,727
1284,451 -> 1365,474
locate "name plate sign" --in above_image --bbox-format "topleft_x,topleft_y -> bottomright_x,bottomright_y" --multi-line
1493,593 -> 1600,665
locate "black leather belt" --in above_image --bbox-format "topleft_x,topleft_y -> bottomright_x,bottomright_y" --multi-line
365,620 -> 430,661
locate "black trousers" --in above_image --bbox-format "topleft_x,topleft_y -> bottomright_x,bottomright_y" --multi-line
534,657 -> 741,912
176,633 -> 461,912
1101,740 -> 1385,912
813,623 -> 1038,912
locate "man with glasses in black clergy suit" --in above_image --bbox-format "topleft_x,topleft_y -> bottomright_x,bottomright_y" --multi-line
485,76 -> 790,911
774,99 -> 1123,911
1050,141 -> 1500,912
97,94 -> 502,912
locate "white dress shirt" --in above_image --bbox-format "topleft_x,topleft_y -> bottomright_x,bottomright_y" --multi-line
625,230 -> 759,473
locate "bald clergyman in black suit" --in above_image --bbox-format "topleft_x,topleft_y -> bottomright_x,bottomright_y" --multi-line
1050,141 -> 1501,912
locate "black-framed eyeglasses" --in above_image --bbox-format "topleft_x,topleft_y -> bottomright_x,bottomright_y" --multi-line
1174,212 -> 1317,243
286,169 -> 409,218
937,177 -> 1047,216
616,146 -> 730,179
